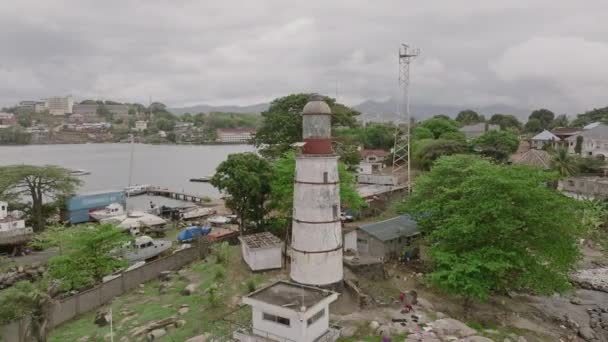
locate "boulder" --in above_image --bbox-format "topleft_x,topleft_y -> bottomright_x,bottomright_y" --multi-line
159,271 -> 172,281
178,307 -> 189,315
578,326 -> 596,341
570,268 -> 608,293
94,310 -> 111,327
77,336 -> 90,342
341,325 -> 358,338
431,318 -> 477,339
176,319 -> 186,327
517,337 -> 528,342
182,283 -> 198,296
369,321 -> 380,330
147,328 -> 166,340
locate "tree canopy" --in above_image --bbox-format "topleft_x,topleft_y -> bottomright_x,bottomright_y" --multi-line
471,130 -> 519,162
455,110 -> 484,125
47,224 -> 129,291
528,108 -> 555,131
210,153 -> 273,233
413,139 -> 467,170
0,165 -> 81,232
419,117 -> 460,139
254,94 -> 360,158
488,114 -> 522,131
400,155 -> 586,301
571,106 -> 608,127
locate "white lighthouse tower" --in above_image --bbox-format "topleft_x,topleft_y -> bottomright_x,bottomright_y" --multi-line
290,94 -> 343,287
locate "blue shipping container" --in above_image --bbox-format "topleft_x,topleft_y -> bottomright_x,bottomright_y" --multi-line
67,190 -> 126,224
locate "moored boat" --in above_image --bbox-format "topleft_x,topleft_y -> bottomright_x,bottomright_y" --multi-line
124,184 -> 151,196
89,203 -> 125,221
124,235 -> 171,263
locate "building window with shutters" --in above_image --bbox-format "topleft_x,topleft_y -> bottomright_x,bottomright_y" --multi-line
263,313 -> 291,327
332,205 -> 338,219
307,309 -> 325,326
323,172 -> 328,183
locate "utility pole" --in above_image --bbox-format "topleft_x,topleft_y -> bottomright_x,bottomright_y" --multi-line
391,43 -> 419,192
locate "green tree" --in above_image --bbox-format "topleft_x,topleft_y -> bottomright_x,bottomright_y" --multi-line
529,109 -> 555,130
488,114 -> 522,131
413,139 -> 467,170
571,106 -> 608,127
166,131 -> 176,143
254,94 -> 359,158
268,152 -> 365,223
0,126 -> 31,144
420,117 -> 460,139
0,165 -> 81,232
551,148 -> 579,177
400,155 -> 586,302
333,142 -> 361,171
471,130 -> 519,162
0,280 -> 57,342
210,153 -> 273,233
47,224 -> 129,291
551,114 -> 570,128
438,131 -> 466,143
525,118 -> 542,133
411,126 -> 434,140
455,110 -> 483,125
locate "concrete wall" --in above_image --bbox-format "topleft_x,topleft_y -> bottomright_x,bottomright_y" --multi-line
1,245 -> 205,342
560,177 -> 608,197
356,231 -> 385,258
357,174 -> 397,186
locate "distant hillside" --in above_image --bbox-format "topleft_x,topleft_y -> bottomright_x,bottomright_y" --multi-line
169,98 -> 529,122
169,103 -> 269,115
354,98 -> 530,122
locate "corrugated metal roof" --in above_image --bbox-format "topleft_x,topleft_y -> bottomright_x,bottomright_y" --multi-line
531,130 -> 558,141
359,215 -> 419,242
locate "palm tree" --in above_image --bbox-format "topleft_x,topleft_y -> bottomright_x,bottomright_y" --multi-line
550,148 -> 579,177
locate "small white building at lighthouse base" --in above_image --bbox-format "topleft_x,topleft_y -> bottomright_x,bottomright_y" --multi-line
234,281 -> 341,342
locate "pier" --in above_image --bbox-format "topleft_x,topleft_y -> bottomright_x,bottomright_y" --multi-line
146,188 -> 208,203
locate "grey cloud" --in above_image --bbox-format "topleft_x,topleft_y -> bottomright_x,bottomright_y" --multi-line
0,0 -> 607,115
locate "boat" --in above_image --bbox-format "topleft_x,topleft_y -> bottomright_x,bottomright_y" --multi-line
124,184 -> 151,196
101,211 -> 167,236
208,215 -> 230,225
69,169 -> 91,176
180,206 -> 216,220
124,235 -> 171,263
189,176 -> 212,183
177,225 -> 212,243
89,203 -> 125,221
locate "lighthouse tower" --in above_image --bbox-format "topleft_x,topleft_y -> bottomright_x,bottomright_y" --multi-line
290,94 -> 343,287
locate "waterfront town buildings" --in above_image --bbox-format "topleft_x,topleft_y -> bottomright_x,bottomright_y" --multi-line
216,128 -> 256,143
134,120 -> 148,132
358,149 -> 388,175
46,96 -> 74,116
0,112 -> 16,128
356,215 -> 420,259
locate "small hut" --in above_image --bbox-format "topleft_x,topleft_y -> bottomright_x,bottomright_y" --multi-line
239,232 -> 283,271
511,149 -> 552,170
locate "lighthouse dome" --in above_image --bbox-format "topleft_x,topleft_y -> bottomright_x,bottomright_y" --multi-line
303,94 -> 331,115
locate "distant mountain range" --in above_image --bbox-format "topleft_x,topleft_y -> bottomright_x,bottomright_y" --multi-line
169,103 -> 269,115
169,98 -> 529,122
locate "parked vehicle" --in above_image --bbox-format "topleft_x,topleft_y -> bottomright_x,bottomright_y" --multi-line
177,225 -> 212,243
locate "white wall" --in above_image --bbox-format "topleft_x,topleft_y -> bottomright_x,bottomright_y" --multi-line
242,244 -> 282,271
344,231 -> 357,252
291,249 -> 343,286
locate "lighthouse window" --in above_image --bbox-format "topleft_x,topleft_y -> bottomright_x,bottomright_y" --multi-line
323,172 -> 328,183
332,205 -> 338,219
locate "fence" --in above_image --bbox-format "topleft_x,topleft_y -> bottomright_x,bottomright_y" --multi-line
1,241 -> 209,342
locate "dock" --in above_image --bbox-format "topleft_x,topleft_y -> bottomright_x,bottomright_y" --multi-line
146,188 -> 208,203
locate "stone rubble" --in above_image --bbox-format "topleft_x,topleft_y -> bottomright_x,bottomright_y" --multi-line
571,268 -> 608,293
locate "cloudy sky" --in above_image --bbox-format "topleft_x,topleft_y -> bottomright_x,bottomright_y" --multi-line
1,0 -> 607,114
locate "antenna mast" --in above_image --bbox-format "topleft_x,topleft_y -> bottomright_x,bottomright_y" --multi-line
392,43 -> 419,192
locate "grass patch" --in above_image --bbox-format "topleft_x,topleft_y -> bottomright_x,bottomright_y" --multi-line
48,246 -> 272,341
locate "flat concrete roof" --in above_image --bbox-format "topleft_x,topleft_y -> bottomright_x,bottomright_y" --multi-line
247,281 -> 335,309
239,232 -> 282,249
